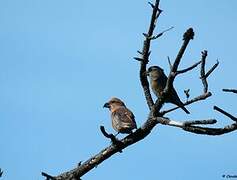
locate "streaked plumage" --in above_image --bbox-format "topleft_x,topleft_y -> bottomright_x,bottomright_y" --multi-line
147,66 -> 190,114
103,97 -> 137,134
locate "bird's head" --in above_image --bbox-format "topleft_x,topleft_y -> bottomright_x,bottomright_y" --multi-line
103,97 -> 126,110
146,66 -> 164,80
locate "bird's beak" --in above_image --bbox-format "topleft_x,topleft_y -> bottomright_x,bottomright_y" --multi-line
103,102 -> 110,108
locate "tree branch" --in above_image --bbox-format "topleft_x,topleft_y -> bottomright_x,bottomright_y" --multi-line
43,1 -> 237,179
151,28 -> 195,116
165,28 -> 194,91
160,49 -> 218,115
223,88 -> 237,94
205,60 -> 219,78
156,117 -> 217,127
0,169 -> 3,178
160,92 -> 212,115
182,124 -> 237,135
214,106 -> 237,122
176,60 -> 201,74
200,50 -> 208,93
100,126 -> 123,153
167,56 -> 172,70
156,117 -> 237,135
183,119 -> 217,126
54,121 -> 158,180
42,172 -> 56,180
138,0 -> 162,110
200,51 -> 219,93
47,2 -> 164,179
149,26 -> 174,40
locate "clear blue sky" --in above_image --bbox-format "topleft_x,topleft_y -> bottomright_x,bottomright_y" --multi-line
0,0 -> 236,180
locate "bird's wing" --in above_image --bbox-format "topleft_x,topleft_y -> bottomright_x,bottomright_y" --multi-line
113,107 -> 137,128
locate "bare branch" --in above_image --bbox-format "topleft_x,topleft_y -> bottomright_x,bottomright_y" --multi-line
42,172 -> 56,180
223,88 -> 237,94
156,117 -> 217,127
100,126 -> 123,152
139,0 -> 162,109
150,26 -> 174,40
77,161 -> 82,167
133,57 -> 144,61
214,106 -> 237,122
137,50 -> 143,55
200,50 -> 208,93
47,1 -> 237,179
55,120 -> 158,180
165,28 -> 194,96
160,92 -> 212,115
148,2 -> 155,8
171,28 -> 194,72
182,124 -> 237,135
205,60 -> 219,78
183,119 -> 217,126
152,28 -> 195,115
199,51 -> 219,93
0,169 -> 3,177
100,126 -> 116,140
176,60 -> 201,74
167,56 -> 172,70
156,117 -> 237,135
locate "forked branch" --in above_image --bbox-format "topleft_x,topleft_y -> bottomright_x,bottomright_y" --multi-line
42,1 -> 237,179
43,1 -> 163,179
137,0 -> 162,109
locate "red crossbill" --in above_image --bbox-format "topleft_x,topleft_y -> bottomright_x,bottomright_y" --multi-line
147,66 -> 190,114
103,97 -> 137,134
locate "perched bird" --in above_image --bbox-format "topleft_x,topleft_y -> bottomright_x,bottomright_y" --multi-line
103,97 -> 137,134
147,66 -> 190,114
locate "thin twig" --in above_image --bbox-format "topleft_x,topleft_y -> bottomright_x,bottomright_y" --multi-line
167,56 -> 172,70
148,2 -> 155,8
223,89 -> 237,94
214,106 -> 237,122
78,161 -> 82,167
100,126 -> 122,151
205,60 -> 219,78
42,172 -> 56,180
150,26 -> 174,40
160,92 -> 212,115
133,57 -> 144,61
176,60 -> 201,74
200,50 -> 208,93
137,50 -> 143,55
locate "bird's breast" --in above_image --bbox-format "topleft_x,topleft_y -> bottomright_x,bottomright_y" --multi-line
151,81 -> 164,97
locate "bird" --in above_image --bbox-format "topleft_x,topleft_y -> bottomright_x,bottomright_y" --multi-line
103,97 -> 137,135
147,66 -> 190,114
